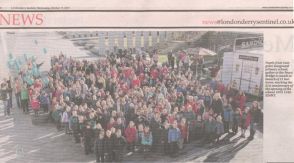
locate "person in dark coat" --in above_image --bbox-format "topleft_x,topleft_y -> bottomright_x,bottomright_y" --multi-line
211,93 -> 223,118
113,129 -> 127,162
0,82 -> 9,116
104,130 -> 114,162
232,108 -> 241,135
114,117 -> 125,136
110,127 -> 117,160
150,113 -> 161,152
248,101 -> 262,140
94,131 -> 105,163
84,124 -> 94,155
160,122 -> 170,155
70,111 -> 80,143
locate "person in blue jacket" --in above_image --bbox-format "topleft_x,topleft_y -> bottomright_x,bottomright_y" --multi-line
223,102 -> 233,133
168,121 -> 181,157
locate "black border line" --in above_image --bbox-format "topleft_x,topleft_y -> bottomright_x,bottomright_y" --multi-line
0,26 -> 293,29
0,9 -> 293,12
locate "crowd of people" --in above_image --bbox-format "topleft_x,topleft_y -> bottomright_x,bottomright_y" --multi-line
0,49 -> 263,163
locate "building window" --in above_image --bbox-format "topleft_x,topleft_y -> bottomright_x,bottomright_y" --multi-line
255,67 -> 259,75
235,64 -> 240,72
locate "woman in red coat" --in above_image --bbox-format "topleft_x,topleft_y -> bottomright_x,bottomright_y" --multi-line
131,76 -> 141,88
235,91 -> 246,111
124,121 -> 137,152
178,118 -> 188,144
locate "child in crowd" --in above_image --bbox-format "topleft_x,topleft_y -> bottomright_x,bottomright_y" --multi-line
223,102 -> 233,133
62,106 -> 71,134
168,121 -> 181,157
70,111 -> 80,143
136,123 -> 144,152
161,122 -> 170,155
141,126 -> 153,152
194,115 -> 204,140
40,91 -> 50,113
215,116 -> 224,143
240,107 -> 250,138
178,118 -> 188,149
233,108 -> 241,135
31,94 -> 40,116
204,115 -> 216,144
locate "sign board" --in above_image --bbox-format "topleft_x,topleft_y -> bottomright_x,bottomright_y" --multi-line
239,55 -> 259,61
234,36 -> 263,51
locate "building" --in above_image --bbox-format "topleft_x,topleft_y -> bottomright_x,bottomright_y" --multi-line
221,36 -> 263,96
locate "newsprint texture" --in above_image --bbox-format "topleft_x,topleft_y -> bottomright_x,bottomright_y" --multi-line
0,1 -> 293,163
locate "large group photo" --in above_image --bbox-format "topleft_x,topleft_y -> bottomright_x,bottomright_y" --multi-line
0,31 -> 263,163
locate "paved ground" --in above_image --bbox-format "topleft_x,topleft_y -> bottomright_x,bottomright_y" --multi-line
0,100 -> 263,163
0,102 -> 96,163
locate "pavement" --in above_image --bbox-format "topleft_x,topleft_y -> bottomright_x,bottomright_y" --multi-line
0,100 -> 263,163
0,101 -> 98,163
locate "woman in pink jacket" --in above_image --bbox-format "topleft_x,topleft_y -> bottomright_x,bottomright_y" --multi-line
31,94 -> 40,116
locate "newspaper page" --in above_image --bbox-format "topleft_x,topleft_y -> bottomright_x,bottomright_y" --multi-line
0,1 -> 293,162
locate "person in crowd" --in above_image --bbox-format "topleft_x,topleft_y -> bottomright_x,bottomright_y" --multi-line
104,130 -> 114,162
232,108 -> 241,135
84,124 -> 94,155
14,77 -> 22,109
194,115 -> 204,140
31,94 -> 41,116
52,103 -> 63,131
141,126 -> 153,152
6,77 -> 13,112
223,101 -> 233,133
211,92 -> 223,118
160,121 -> 170,155
0,82 -> 10,116
61,106 -> 71,134
215,116 -> 224,143
248,101 -> 262,140
40,91 -> 50,113
235,91 -> 247,111
178,118 -> 188,147
136,123 -> 144,152
125,121 -> 137,152
203,91 -> 212,108
70,111 -> 80,143
204,115 -> 216,144
150,112 -> 161,152
20,83 -> 29,113
240,107 -> 250,138
94,131 -> 105,163
168,121 -> 181,157
113,129 -> 127,162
